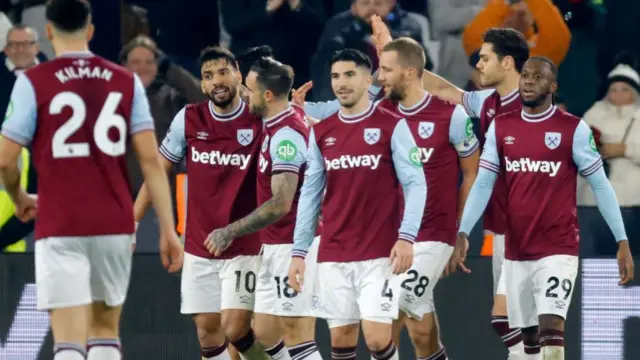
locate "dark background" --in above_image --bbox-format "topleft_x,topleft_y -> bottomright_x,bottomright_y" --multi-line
2,255 -> 639,360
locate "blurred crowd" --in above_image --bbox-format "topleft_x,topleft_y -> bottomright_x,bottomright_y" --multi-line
1,0 -> 639,255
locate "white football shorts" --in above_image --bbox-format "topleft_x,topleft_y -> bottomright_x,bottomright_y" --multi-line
314,258 -> 401,328
35,234 -> 134,310
180,252 -> 261,314
254,237 -> 320,317
505,254 -> 579,328
399,241 -> 454,320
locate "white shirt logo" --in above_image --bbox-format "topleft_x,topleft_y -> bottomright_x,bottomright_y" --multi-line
364,128 -> 380,145
504,136 -> 515,145
504,157 -> 561,177
545,132 -> 562,150
237,129 -> 254,146
197,131 -> 208,140
324,137 -> 336,147
325,154 -> 382,171
418,122 -> 435,139
191,147 -> 251,170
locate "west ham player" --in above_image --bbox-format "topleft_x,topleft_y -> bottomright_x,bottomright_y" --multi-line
456,57 -> 635,360
133,47 -> 268,360
288,49 -> 426,360
206,57 -> 321,360
0,1 -> 182,360
372,21 -> 533,358
375,37 -> 480,360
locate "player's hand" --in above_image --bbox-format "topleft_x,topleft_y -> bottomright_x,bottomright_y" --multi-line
14,191 -> 37,222
617,240 -> 635,285
370,15 -> 393,56
291,80 -> 312,108
205,227 -> 235,257
390,239 -> 413,274
159,231 -> 183,273
288,257 -> 306,292
266,0 -> 285,13
446,233 -> 471,276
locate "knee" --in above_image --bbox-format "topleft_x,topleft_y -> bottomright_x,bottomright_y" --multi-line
330,325 -> 359,348
193,314 -> 225,346
538,314 -> 564,332
364,333 -> 392,352
407,320 -> 434,349
221,312 -> 252,342
538,315 -> 565,349
282,317 -> 315,345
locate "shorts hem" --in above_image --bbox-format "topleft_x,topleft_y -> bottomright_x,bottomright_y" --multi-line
37,298 -> 93,311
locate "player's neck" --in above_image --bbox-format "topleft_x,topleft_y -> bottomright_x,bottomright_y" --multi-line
495,73 -> 520,98
263,100 -> 290,120
524,99 -> 554,115
399,84 -> 427,109
53,40 -> 90,57
213,95 -> 240,114
341,96 -> 371,115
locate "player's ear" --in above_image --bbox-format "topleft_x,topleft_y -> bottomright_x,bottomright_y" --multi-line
200,80 -> 207,95
365,73 -> 373,88
550,81 -> 558,96
45,23 -> 54,42
86,23 -> 95,42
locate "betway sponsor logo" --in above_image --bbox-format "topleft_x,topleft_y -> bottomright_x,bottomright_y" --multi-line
504,157 -> 561,177
259,154 -> 269,173
325,154 -> 382,171
417,148 -> 434,163
191,147 -> 251,170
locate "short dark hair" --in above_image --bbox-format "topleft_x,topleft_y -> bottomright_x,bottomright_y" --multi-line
119,35 -> 159,64
250,57 -> 295,98
528,56 -> 558,78
482,28 -> 530,73
330,49 -> 372,72
45,0 -> 91,33
198,46 -> 238,70
238,45 -> 274,80
382,37 -> 426,77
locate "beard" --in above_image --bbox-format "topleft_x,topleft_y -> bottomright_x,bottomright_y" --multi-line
387,86 -> 405,102
250,101 -> 267,117
521,93 -> 547,108
208,85 -> 237,108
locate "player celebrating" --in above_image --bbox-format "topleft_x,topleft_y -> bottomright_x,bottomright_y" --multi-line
0,1 -> 182,360
206,57 -> 321,360
288,49 -> 426,360
375,37 -> 480,360
372,23 -> 531,358
456,56 -> 635,360
134,47 -> 268,360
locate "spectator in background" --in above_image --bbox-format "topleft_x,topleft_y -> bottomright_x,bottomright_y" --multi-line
1,24 -> 40,119
428,0 -> 484,88
136,0 -> 220,75
462,0 -> 570,71
220,0 -> 324,90
578,55 -> 640,255
120,35 -> 206,198
310,0 -> 430,101
0,11 -> 10,49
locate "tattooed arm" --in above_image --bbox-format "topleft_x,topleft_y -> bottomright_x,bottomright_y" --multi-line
205,125 -> 308,255
227,172 -> 299,238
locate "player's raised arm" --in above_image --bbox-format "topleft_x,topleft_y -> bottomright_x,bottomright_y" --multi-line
390,119 -> 427,274
206,127 -> 308,256
449,105 -> 481,219
288,129 -> 325,292
133,107 -> 186,222
130,74 -> 182,272
298,84 -> 380,123
0,74 -> 38,221
572,120 -> 634,285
